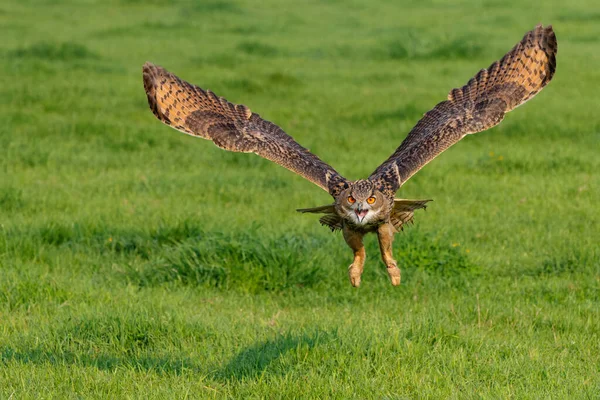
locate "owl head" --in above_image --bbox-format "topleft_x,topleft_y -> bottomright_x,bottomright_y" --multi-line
336,180 -> 389,225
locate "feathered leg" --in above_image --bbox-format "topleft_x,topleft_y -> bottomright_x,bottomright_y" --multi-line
377,223 -> 401,286
343,226 -> 365,287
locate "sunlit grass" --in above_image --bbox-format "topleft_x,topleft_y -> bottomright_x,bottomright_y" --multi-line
0,0 -> 599,398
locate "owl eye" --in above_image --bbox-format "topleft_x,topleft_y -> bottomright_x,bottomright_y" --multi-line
347,196 -> 356,204
367,196 -> 376,204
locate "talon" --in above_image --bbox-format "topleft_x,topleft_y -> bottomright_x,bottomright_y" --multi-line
348,264 -> 362,287
387,264 -> 401,286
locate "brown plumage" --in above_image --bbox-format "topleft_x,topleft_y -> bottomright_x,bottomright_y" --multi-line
370,25 -> 557,196
143,25 -> 557,287
142,63 -> 349,197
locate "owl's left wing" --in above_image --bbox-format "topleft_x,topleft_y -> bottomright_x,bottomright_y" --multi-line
369,25 -> 557,196
143,63 -> 349,196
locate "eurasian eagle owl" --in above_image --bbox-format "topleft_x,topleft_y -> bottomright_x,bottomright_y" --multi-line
143,25 -> 557,287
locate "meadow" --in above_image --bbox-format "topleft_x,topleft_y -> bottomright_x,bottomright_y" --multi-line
1,0 -> 599,398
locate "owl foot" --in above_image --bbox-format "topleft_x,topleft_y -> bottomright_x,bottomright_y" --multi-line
348,264 -> 363,287
387,262 -> 401,286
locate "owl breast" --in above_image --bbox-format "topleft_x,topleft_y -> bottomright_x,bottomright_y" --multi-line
343,218 -> 383,233
338,207 -> 390,233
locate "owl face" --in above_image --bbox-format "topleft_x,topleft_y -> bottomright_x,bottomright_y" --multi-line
337,180 -> 387,226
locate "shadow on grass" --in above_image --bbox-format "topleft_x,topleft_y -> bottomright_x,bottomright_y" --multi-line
217,330 -> 330,381
9,220 -> 333,293
5,218 -> 480,294
0,347 -> 201,375
1,330 -> 331,380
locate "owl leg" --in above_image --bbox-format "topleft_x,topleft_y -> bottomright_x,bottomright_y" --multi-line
377,223 -> 401,286
342,227 -> 366,287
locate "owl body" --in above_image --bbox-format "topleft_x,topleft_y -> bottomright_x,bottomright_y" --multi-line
143,25 -> 557,286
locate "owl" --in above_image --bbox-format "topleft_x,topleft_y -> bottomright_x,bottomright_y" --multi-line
143,25 -> 557,287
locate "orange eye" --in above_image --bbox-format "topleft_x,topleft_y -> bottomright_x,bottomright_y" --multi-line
347,196 -> 356,204
367,196 -> 376,204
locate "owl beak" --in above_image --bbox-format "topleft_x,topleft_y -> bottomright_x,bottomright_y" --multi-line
354,203 -> 369,222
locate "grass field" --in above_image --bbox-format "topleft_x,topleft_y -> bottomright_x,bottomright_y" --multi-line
1,0 -> 599,398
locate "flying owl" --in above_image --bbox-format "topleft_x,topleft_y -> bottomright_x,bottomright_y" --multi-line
143,25 -> 557,287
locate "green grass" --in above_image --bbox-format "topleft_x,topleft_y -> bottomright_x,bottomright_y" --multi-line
1,0 -> 599,398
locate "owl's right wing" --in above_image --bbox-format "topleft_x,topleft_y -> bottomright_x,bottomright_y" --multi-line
369,25 -> 557,197
143,63 -> 349,197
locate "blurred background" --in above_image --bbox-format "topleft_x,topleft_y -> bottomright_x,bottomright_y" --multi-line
1,0 -> 598,397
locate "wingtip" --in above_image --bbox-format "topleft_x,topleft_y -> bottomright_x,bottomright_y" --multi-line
142,62 -> 159,80
533,23 -> 557,49
534,23 -> 552,31
142,62 -> 168,86
537,23 -> 558,78
531,24 -> 556,38
142,61 -> 167,121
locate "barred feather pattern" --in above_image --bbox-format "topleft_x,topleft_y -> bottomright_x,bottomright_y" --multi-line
143,62 -> 349,196
370,25 -> 557,197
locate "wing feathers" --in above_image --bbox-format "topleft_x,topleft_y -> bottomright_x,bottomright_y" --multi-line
319,214 -> 343,231
370,25 -> 557,195
296,204 -> 336,214
390,199 -> 431,231
143,63 -> 348,195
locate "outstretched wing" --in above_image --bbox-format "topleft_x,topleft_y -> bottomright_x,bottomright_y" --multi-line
370,25 -> 557,196
143,63 -> 349,196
